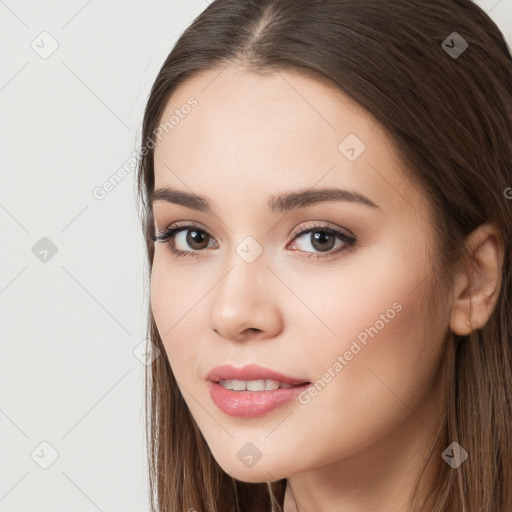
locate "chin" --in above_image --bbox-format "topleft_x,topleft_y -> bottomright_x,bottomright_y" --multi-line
214,456 -> 287,483
228,468 -> 278,484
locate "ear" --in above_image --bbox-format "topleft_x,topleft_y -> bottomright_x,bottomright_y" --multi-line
450,223 -> 505,335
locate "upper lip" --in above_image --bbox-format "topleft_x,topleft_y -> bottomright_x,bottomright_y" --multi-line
207,364 -> 310,385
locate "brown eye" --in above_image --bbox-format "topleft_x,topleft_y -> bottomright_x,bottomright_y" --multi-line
183,228 -> 210,250
289,224 -> 357,259
151,224 -> 217,259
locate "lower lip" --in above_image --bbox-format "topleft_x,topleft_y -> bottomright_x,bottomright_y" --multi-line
208,381 -> 311,418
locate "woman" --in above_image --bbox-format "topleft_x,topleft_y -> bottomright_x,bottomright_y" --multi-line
136,1 -> 512,510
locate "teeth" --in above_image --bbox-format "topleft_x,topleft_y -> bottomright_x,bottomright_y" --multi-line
247,379 -> 266,391
231,379 -> 246,391
218,379 -> 296,391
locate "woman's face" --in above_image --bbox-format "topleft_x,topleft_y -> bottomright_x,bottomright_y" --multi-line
150,64 -> 449,483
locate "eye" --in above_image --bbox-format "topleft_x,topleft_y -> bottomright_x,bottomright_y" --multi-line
287,222 -> 357,259
151,221 -> 357,260
151,222 -> 216,259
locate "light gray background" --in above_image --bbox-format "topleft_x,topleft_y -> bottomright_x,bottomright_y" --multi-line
1,1 -> 511,510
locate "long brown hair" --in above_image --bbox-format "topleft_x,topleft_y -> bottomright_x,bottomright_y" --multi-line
136,1 -> 512,510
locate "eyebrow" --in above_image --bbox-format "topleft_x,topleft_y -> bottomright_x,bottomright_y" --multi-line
149,186 -> 381,213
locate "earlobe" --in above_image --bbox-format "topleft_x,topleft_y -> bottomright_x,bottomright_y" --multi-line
449,223 -> 505,335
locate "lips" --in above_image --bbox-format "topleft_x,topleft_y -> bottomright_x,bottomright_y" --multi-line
206,364 -> 311,418
207,363 -> 309,386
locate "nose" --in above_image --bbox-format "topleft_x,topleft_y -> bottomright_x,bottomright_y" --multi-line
207,253 -> 283,342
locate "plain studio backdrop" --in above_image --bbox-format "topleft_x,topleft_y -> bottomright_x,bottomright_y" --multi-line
0,1 -> 511,511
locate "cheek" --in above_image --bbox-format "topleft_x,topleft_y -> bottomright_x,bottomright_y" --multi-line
292,235 -> 440,377
150,251 -> 200,328
297,229 -> 439,371
288,255 -> 444,450
299,278 -> 434,401
149,255 -> 197,372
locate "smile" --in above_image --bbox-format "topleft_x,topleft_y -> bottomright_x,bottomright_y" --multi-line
218,378 -> 297,391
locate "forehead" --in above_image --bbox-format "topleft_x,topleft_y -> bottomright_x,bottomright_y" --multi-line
154,65 -> 373,170
152,64 -> 428,220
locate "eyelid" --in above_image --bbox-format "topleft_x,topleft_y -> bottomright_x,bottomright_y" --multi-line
153,220 -> 214,240
288,220 -> 356,242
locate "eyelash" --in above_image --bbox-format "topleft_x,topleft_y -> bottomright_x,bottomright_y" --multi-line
151,221 -> 357,260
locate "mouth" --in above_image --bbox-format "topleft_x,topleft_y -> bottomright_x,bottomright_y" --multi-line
217,378 -> 306,391
206,364 -> 311,418
207,363 -> 310,387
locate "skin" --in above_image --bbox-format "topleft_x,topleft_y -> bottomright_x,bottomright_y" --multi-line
149,63 -> 504,512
